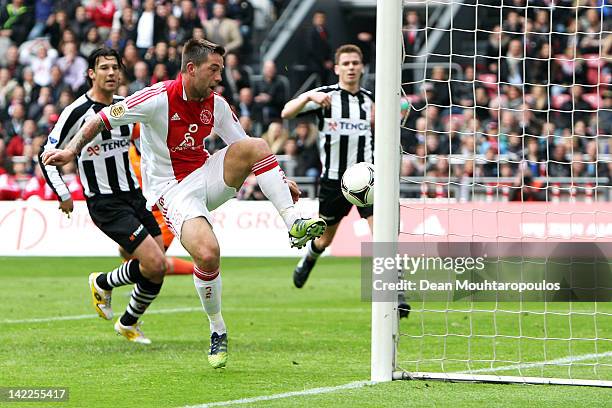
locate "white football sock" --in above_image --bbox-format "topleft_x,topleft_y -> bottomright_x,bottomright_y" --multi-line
193,268 -> 226,335
307,239 -> 324,261
253,154 -> 300,229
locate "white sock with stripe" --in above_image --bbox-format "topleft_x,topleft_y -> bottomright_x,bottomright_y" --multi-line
252,154 -> 300,229
193,266 -> 226,335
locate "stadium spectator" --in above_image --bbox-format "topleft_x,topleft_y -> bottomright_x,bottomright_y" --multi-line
116,6 -> 138,44
525,137 -> 544,177
121,44 -> 141,82
71,6 -> 92,41
45,10 -> 70,50
194,0 -> 214,23
179,0 -> 204,38
253,60 -> 287,127
223,52 -> 251,103
1,44 -> 20,79
146,41 -> 178,78
502,10 -> 523,42
261,121 -> 289,155
22,44 -> 55,88
0,0 -> 34,46
203,3 -> 243,55
150,63 -> 169,84
104,29 -> 126,54
548,144 -> 571,177
250,0 -> 275,47
56,88 -> 75,111
304,10 -> 333,84
36,105 -> 58,134
135,0 -> 164,56
47,65 -> 68,102
80,27 -> 102,58
452,65 -> 476,107
484,25 -> 504,74
85,0 -> 115,40
55,42 -> 88,94
165,14 -> 187,48
292,121 -> 320,178
227,0 -> 254,58
4,102 -> 26,139
500,38 -> 525,85
0,157 -> 27,200
128,61 -> 150,95
27,86 -> 51,121
508,168 -> 546,202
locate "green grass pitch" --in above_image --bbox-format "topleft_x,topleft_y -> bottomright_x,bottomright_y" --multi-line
1,257 -> 610,407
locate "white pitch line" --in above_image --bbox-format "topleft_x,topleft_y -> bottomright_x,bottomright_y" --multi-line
460,351 -> 612,374
181,381 -> 373,408
0,307 -> 367,324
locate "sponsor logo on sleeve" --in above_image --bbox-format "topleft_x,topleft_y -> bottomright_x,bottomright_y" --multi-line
49,137 -> 57,144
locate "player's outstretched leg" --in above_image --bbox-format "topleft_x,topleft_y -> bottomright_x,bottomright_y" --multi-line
224,138 -> 326,249
293,239 -> 325,288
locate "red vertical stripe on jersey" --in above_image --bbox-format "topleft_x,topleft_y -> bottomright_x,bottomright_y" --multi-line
164,78 -> 214,182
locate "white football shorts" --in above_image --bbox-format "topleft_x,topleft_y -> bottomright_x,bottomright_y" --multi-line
157,146 -> 236,239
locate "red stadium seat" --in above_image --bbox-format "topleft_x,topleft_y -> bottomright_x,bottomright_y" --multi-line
477,74 -> 498,90
551,93 -> 571,109
582,53 -> 604,85
582,93 -> 602,109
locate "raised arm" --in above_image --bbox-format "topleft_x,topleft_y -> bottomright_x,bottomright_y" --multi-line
41,115 -> 106,166
281,91 -> 331,119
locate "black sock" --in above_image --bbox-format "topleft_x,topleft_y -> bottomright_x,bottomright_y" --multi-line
96,259 -> 143,290
120,278 -> 163,326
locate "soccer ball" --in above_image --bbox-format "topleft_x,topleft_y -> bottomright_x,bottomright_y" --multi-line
341,162 -> 374,207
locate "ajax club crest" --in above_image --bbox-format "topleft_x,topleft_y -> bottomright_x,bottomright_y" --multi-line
200,109 -> 212,125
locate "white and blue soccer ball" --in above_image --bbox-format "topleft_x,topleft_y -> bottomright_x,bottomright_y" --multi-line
341,162 -> 374,207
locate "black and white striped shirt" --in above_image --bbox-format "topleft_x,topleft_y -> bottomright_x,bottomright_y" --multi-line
40,93 -> 138,199
299,84 -> 374,181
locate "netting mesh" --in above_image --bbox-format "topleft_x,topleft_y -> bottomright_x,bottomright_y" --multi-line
395,0 -> 611,382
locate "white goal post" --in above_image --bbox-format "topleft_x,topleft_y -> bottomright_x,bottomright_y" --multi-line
371,0 -> 612,387
372,0 -> 403,383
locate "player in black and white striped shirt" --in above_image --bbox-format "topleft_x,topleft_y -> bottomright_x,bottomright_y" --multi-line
282,44 -> 375,287
40,48 -> 167,343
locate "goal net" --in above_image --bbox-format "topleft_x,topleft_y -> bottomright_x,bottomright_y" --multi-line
373,0 -> 612,386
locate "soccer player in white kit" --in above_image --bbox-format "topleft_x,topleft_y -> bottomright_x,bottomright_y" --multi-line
42,39 -> 326,369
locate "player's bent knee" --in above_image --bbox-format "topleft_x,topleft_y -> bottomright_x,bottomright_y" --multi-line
140,254 -> 167,281
193,256 -> 219,272
190,246 -> 220,272
251,137 -> 270,157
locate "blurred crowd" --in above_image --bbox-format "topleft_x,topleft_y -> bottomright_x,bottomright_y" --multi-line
0,0 -> 610,202
400,0 -> 611,200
